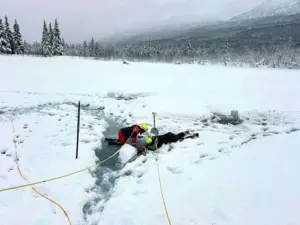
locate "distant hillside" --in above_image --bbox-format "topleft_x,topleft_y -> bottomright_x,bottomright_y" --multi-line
171,13 -> 300,42
113,12 -> 300,46
230,0 -> 300,21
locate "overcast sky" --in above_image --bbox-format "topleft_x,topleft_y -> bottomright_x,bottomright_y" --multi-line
0,0 -> 265,43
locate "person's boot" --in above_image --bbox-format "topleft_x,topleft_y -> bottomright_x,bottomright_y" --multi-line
184,133 -> 199,140
183,130 -> 191,136
193,133 -> 199,138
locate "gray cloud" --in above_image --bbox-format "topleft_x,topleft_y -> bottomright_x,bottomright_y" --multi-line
0,0 -> 264,43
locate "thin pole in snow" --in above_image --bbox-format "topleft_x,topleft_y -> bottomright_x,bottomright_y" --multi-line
153,112 -> 156,128
76,101 -> 80,159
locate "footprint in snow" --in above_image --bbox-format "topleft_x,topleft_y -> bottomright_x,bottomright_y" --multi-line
121,169 -> 132,177
208,156 -> 219,160
199,153 -> 209,158
1,149 -> 7,155
60,142 -> 69,146
231,144 -> 241,148
132,190 -> 147,196
241,136 -> 257,145
196,141 -> 205,146
286,127 -> 300,134
136,178 -> 144,184
133,171 -> 144,178
167,166 -> 183,174
218,147 -> 225,153
269,130 -> 281,135
229,135 -> 235,140
222,150 -> 232,154
80,139 -> 91,143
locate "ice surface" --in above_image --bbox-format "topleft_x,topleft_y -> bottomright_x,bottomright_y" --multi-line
1,55 -> 300,225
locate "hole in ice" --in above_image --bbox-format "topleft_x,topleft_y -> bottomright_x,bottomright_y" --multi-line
83,116 -> 127,220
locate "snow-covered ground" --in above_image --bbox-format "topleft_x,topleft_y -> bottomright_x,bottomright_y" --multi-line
1,55 -> 300,225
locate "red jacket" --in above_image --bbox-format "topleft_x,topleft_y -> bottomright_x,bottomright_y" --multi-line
118,125 -> 144,145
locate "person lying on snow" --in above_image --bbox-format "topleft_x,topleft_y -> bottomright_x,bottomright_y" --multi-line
118,124 -> 149,146
135,130 -> 199,152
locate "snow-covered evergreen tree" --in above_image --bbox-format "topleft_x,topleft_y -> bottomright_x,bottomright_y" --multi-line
4,16 -> 13,54
41,20 -> 52,56
23,40 -> 30,54
13,20 -> 24,54
88,38 -> 95,57
285,36 -> 297,68
48,22 -> 54,55
221,37 -> 230,66
0,18 -> 10,53
94,42 -> 100,58
82,41 -> 89,57
52,19 -> 63,55
29,41 -> 43,55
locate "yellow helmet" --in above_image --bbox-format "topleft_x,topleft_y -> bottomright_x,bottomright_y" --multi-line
140,124 -> 149,132
146,137 -> 152,145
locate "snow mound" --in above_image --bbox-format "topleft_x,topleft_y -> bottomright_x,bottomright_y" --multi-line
118,144 -> 138,164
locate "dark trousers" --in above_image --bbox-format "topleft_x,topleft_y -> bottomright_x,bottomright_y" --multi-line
156,132 -> 187,148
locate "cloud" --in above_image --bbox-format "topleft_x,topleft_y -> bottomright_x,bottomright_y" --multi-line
0,0 -> 264,43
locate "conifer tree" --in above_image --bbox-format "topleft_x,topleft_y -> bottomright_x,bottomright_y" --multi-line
41,20 -> 52,56
89,38 -> 95,57
13,19 -> 24,54
4,16 -> 13,53
53,19 -> 63,55
0,18 -> 10,53
48,22 -> 54,54
23,40 -> 30,54
82,41 -> 88,57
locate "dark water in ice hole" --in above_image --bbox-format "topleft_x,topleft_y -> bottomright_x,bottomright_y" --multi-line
82,117 -> 129,219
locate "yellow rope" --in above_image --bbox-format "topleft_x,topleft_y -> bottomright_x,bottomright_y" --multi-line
157,162 -> 172,225
152,112 -> 172,225
0,117 -> 133,193
1,114 -> 172,225
5,115 -> 72,225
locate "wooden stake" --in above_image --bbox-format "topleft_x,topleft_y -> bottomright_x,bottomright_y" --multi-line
76,101 -> 80,159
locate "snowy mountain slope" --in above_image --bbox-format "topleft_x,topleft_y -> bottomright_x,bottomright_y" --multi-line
1,55 -> 300,225
230,0 -> 300,21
